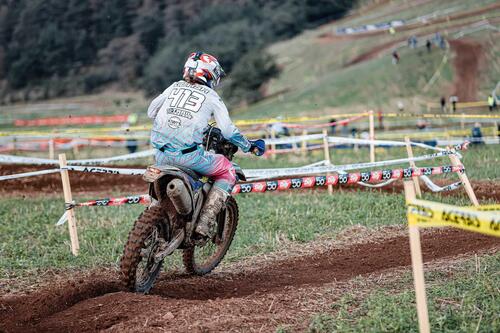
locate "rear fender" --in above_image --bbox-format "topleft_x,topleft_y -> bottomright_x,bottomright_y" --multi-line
145,166 -> 194,202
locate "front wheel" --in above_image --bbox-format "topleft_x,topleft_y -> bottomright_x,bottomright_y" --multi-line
183,196 -> 239,275
120,206 -> 169,294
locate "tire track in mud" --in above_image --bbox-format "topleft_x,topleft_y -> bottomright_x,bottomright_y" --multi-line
1,229 -> 498,332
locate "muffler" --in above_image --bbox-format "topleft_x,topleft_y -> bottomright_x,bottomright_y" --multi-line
166,179 -> 192,215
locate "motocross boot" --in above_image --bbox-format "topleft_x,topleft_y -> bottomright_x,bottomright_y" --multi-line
195,186 -> 229,237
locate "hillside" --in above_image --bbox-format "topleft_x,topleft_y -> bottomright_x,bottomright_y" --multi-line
234,0 -> 500,119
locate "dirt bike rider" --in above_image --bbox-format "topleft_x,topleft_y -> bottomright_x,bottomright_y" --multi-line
147,51 -> 265,238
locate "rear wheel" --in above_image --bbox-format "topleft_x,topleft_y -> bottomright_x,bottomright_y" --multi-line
120,206 -> 169,294
183,196 -> 238,275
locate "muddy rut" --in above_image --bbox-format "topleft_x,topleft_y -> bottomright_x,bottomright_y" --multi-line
1,229 -> 498,332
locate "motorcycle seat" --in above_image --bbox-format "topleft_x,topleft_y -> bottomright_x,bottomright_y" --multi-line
150,164 -> 202,182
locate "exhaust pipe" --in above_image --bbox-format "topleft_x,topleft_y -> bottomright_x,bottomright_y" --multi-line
166,179 -> 192,215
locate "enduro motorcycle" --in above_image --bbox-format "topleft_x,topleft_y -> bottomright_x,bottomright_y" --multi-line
120,126 -> 247,293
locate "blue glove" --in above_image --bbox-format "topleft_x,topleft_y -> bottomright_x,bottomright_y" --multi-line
249,139 -> 266,156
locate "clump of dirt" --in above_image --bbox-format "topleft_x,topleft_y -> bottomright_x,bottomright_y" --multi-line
1,229 -> 497,332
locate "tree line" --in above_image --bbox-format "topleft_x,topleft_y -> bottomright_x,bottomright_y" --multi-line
0,0 -> 353,106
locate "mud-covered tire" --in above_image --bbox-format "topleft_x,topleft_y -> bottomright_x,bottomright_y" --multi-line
182,196 -> 238,275
120,205 -> 168,293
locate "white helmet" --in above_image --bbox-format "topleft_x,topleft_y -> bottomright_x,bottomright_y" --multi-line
183,51 -> 225,88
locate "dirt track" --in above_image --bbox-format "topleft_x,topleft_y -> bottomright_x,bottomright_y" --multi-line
449,39 -> 483,102
0,228 -> 498,332
1,164 -> 498,201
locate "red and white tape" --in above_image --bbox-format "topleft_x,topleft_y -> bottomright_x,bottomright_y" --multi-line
232,165 -> 464,194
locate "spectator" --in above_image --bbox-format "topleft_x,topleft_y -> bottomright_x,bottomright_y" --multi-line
408,35 -> 417,48
329,118 -> 337,135
397,101 -> 404,112
392,50 -> 400,64
471,122 -> 483,144
377,110 -> 384,130
488,94 -> 497,112
434,32 -> 442,45
426,39 -> 432,53
350,127 -> 358,139
269,117 -> 289,137
440,96 -> 446,112
126,139 -> 138,153
439,38 -> 446,49
416,119 -> 427,130
449,95 -> 458,112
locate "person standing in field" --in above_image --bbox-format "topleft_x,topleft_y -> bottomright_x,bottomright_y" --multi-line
488,95 -> 496,112
449,95 -> 458,112
392,50 -> 400,64
440,96 -> 446,112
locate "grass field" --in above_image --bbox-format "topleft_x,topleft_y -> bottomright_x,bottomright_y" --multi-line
305,253 -> 500,333
0,172 -> 494,282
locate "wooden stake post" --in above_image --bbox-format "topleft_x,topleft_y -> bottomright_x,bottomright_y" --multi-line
404,137 -> 422,197
322,129 -> 333,195
59,153 -> 80,256
270,129 -> 276,160
369,110 -> 375,163
449,153 -> 479,206
49,139 -> 55,160
404,180 -> 430,333
301,129 -> 308,157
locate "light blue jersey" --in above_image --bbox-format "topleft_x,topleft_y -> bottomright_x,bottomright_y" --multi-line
148,80 -> 251,153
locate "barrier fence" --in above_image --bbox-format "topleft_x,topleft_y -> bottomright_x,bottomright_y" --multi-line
403,180 -> 499,333
0,135 -> 480,256
55,164 -> 466,228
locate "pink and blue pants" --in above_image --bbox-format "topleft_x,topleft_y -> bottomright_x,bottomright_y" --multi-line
155,147 -> 236,193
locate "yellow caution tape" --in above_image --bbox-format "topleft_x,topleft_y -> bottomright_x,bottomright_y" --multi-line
382,113 -> 500,119
473,204 -> 500,211
407,199 -> 500,237
233,112 -> 369,126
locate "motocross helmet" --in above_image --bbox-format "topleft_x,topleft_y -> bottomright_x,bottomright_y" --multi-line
183,51 -> 225,88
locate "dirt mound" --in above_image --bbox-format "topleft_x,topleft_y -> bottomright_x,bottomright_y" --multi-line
449,39 -> 483,102
1,229 -> 498,332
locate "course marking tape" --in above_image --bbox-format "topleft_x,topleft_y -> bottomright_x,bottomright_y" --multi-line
0,149 -> 154,165
57,194 -> 151,225
284,113 -> 368,129
419,175 -> 463,192
407,199 -> 500,237
65,165 -> 146,175
0,168 -> 61,181
234,165 -> 464,194
245,145 -> 465,180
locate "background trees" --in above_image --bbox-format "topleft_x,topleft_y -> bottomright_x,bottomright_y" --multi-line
0,0 -> 353,105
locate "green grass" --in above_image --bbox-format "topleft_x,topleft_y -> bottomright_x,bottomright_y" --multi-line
307,253 -> 500,333
235,45 -> 452,120
0,179 -> 492,281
